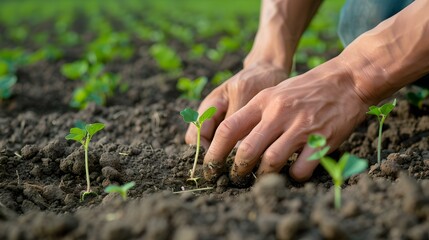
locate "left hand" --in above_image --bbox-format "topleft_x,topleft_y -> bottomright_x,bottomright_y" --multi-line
202,57 -> 371,184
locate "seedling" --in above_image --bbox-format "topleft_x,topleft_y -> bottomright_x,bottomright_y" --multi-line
180,107 -> 217,185
0,75 -> 17,100
307,134 -> 368,209
61,60 -> 89,80
211,70 -> 232,86
366,99 -> 396,165
105,181 -> 135,200
65,122 -> 105,201
149,43 -> 182,73
177,76 -> 207,100
406,88 -> 429,109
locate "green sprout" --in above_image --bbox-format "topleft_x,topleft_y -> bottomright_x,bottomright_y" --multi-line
149,43 -> 182,73
211,70 -> 233,86
177,76 -> 207,100
60,60 -> 89,80
406,88 -> 429,109
105,181 -> 135,200
65,122 -> 105,201
307,134 -> 368,209
366,99 -> 396,165
0,75 -> 17,100
180,107 -> 217,185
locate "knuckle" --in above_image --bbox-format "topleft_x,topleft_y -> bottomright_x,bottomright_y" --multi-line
262,152 -> 285,169
237,141 -> 257,161
217,118 -> 236,139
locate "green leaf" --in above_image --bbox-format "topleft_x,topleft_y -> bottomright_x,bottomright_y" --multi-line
308,134 -> 326,148
0,75 -> 17,99
180,108 -> 199,123
61,60 -> 88,80
308,146 -> 330,161
104,185 -> 122,193
342,155 -> 368,179
86,123 -> 105,137
366,106 -> 381,116
65,127 -> 86,142
198,106 -> 217,124
320,156 -> 341,181
121,181 -> 136,191
379,99 -> 396,116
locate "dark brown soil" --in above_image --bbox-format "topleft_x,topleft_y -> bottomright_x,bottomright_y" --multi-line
1,27 -> 429,240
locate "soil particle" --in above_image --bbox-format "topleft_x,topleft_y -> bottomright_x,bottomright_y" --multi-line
276,213 -> 306,240
256,213 -> 280,234
252,174 -> 286,212
173,227 -> 198,240
42,184 -> 65,202
216,174 -> 229,193
380,158 -> 401,177
20,144 -> 39,160
99,152 -> 121,169
340,200 -> 360,218
102,166 -> 121,181
395,172 -> 428,214
41,138 -> 66,159
23,186 -> 48,209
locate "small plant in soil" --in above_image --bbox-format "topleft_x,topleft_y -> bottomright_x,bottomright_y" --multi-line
65,122 -> 105,201
307,134 -> 368,209
366,99 -> 396,165
180,106 -> 217,185
177,76 -> 207,100
105,181 -> 135,200
0,75 -> 17,100
406,88 -> 429,109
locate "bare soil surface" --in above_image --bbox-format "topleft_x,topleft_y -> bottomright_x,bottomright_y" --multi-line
1,35 -> 429,240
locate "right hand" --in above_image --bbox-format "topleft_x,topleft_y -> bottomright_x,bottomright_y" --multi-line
184,62 -> 288,149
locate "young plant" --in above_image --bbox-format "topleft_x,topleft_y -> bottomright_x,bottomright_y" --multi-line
366,99 -> 396,165
406,88 -> 429,109
105,181 -> 135,200
65,122 -> 105,201
307,134 -> 368,209
149,43 -> 182,73
60,60 -> 89,80
180,107 -> 217,185
176,76 -> 207,100
0,75 -> 17,100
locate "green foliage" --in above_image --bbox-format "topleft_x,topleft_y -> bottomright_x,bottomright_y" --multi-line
65,122 -> 105,201
307,134 -> 367,209
180,107 -> 217,184
0,75 -> 17,100
105,181 -> 135,200
86,32 -> 133,63
406,88 -> 429,109
61,60 -> 89,80
149,43 -> 182,73
366,99 -> 396,165
188,44 -> 207,60
211,70 -> 232,86
177,76 -> 207,100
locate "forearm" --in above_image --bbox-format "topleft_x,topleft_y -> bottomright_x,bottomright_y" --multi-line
244,0 -> 323,72
339,0 -> 429,105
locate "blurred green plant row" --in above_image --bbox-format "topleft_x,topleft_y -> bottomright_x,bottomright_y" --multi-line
0,0 -> 345,105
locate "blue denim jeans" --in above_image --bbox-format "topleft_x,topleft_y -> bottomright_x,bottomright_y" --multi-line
338,0 -> 413,46
337,0 -> 429,86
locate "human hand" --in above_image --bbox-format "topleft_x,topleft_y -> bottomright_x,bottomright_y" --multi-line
202,59 -> 371,184
184,62 -> 288,149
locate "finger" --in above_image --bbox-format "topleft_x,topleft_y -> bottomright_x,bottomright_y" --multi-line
255,128 -> 305,177
185,89 -> 228,147
229,122 -> 283,185
203,106 -> 261,181
289,144 -> 320,182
